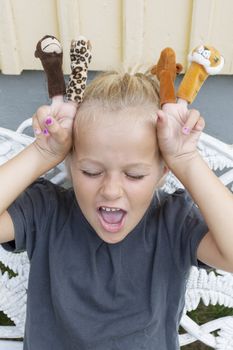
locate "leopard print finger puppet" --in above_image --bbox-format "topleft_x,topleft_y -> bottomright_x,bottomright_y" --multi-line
151,48 -> 183,107
66,36 -> 92,104
35,35 -> 66,98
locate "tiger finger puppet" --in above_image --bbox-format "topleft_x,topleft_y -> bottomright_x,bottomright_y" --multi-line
177,45 -> 224,104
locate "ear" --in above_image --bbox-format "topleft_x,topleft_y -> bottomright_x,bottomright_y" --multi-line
64,154 -> 72,182
151,64 -> 158,75
176,63 -> 183,74
163,164 -> 169,174
156,165 -> 169,189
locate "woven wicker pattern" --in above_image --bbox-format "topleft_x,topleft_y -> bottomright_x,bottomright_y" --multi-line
0,121 -> 233,349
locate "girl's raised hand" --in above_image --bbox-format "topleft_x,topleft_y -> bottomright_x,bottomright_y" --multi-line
32,35 -> 92,165
32,98 -> 76,164
156,103 -> 205,168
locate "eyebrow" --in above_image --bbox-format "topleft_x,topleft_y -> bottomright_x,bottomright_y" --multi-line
77,159 -> 152,169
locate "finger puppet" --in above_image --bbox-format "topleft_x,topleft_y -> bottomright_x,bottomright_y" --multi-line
151,47 -> 183,106
177,45 -> 224,104
35,35 -> 66,98
66,37 -> 92,104
35,35 -> 92,107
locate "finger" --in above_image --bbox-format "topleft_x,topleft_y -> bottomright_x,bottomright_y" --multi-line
34,105 -> 53,134
157,110 -> 168,125
51,95 -> 64,107
43,116 -> 70,144
156,110 -> 170,139
194,116 -> 205,131
35,105 -> 52,124
177,98 -> 188,108
182,109 -> 200,135
32,113 -> 42,136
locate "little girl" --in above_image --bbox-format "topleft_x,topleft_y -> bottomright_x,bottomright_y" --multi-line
0,70 -> 233,350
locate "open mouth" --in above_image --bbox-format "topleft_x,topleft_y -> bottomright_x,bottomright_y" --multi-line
97,206 -> 127,233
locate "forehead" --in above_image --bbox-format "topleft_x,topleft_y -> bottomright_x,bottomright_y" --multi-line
75,105 -> 157,132
75,106 -> 157,142
73,107 -> 160,163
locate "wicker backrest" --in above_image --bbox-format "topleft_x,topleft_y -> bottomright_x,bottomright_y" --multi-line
0,122 -> 233,349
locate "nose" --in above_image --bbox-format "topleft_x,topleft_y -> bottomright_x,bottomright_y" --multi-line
100,174 -> 123,201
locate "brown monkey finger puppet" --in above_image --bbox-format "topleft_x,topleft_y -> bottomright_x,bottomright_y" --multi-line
35,35 -> 66,99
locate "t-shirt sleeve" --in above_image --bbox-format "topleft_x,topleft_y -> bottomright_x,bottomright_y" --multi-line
159,189 -> 209,270
4,178 -> 55,259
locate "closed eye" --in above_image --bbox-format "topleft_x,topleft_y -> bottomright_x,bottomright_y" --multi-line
82,170 -> 102,177
125,173 -> 146,180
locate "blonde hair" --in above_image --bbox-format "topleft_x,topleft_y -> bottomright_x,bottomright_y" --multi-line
76,70 -> 160,125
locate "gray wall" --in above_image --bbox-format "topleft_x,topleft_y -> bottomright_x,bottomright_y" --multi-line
0,71 -> 233,144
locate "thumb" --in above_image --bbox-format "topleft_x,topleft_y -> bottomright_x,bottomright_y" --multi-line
33,105 -> 53,134
156,110 -> 170,140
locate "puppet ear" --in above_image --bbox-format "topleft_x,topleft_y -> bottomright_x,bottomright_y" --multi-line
176,63 -> 183,74
150,64 -> 157,75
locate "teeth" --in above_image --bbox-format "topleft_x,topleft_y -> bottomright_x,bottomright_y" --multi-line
101,207 -> 121,212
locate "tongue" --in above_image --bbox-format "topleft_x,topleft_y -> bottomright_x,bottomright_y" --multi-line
100,209 -> 125,224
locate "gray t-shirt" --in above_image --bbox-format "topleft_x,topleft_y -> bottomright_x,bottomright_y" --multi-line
5,179 -> 208,350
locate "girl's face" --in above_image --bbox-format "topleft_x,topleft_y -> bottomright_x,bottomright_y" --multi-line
70,108 -> 166,244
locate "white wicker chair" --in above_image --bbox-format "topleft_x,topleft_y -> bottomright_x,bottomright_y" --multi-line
164,133 -> 233,349
0,121 -> 233,349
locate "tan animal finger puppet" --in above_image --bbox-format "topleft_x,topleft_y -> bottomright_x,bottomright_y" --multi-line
177,45 -> 224,104
35,35 -> 66,99
151,47 -> 183,106
66,36 -> 92,104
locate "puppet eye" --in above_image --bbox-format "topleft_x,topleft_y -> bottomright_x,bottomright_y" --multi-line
214,56 -> 219,63
202,50 -> 211,59
197,46 -> 204,54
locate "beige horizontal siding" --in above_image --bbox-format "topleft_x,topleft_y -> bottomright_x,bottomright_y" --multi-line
0,0 -> 232,74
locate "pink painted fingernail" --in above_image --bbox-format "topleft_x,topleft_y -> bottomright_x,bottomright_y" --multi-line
45,117 -> 53,126
182,126 -> 190,135
43,128 -> 49,135
34,128 -> 41,135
